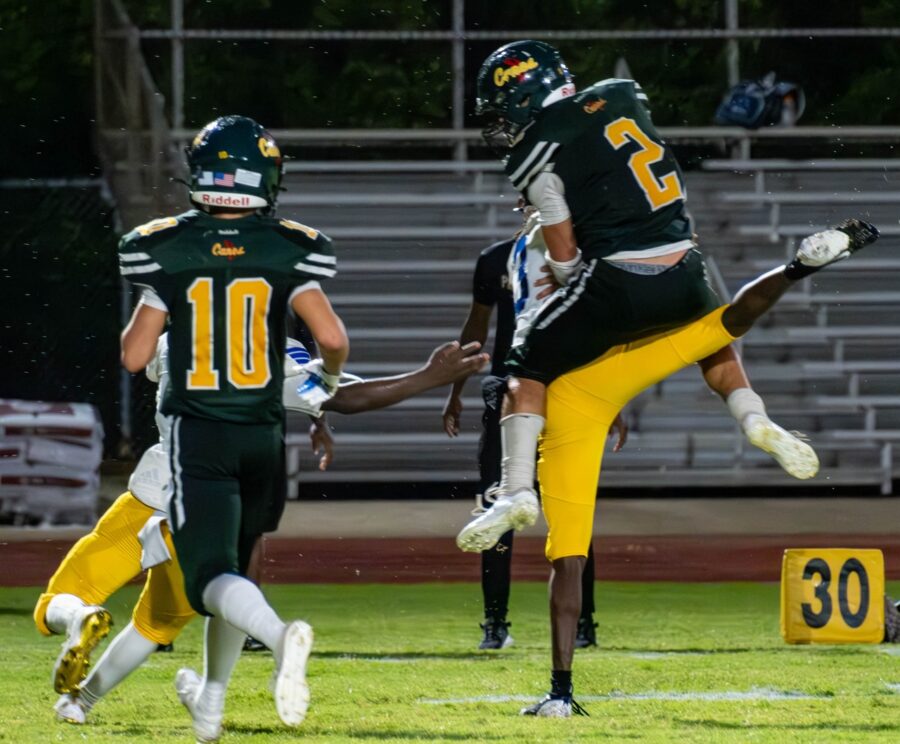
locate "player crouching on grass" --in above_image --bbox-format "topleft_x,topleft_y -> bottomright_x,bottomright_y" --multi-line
40,333 -> 487,733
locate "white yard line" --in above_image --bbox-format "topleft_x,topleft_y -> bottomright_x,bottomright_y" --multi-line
419,688 -> 826,705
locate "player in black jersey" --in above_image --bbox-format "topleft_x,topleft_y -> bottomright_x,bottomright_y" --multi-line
442,234 -> 607,650
456,41 -> 880,716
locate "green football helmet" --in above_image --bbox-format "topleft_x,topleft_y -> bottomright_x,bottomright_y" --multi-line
475,40 -> 574,148
185,115 -> 283,211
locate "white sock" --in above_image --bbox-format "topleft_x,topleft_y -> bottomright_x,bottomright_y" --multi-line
726,388 -> 768,435
79,622 -> 157,709
199,616 -> 246,711
45,593 -> 87,635
498,413 -> 545,493
202,575 -> 286,663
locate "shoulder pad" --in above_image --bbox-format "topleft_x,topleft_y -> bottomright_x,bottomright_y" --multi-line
506,137 -> 563,193
481,237 -> 516,260
278,220 -> 321,240
276,222 -> 336,281
586,78 -> 648,103
119,211 -> 198,254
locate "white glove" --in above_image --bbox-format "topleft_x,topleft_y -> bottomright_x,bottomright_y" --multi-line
544,248 -> 583,285
283,359 -> 341,417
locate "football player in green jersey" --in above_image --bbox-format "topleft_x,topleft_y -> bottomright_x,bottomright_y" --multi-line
119,115 -> 347,738
456,40 -> 880,716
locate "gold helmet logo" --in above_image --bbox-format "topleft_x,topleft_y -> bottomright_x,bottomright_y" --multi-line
258,137 -> 281,159
493,57 -> 539,88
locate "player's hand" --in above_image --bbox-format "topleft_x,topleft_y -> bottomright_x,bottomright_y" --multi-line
609,412 -> 629,452
443,393 -> 464,437
535,265 -> 562,300
426,341 -> 490,387
309,417 -> 334,471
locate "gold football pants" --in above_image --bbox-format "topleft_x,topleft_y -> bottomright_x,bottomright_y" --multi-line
539,306 -> 738,560
34,491 -> 196,644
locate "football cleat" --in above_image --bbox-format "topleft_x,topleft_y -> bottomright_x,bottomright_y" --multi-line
520,693 -> 589,718
175,667 -> 223,743
53,605 -> 112,694
795,219 -> 880,269
744,414 -> 819,480
456,488 -> 539,553
479,618 -> 514,650
243,636 -> 268,652
274,620 -> 314,726
575,617 -> 598,649
54,693 -> 87,724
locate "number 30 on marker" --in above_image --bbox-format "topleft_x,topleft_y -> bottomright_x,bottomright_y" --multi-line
780,548 -> 884,644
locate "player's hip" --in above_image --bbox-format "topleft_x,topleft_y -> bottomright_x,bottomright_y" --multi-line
168,415 -> 285,479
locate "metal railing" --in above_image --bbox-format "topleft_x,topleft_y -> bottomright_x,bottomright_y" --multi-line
98,0 -> 900,163
94,0 -> 182,227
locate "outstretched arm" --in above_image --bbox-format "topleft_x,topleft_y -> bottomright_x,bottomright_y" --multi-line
443,303 -> 493,436
327,341 -> 489,415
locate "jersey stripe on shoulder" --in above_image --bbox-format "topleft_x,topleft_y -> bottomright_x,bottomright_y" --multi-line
513,142 -> 560,192
120,262 -> 162,275
293,261 -> 336,278
305,252 -> 337,265
509,141 -> 550,187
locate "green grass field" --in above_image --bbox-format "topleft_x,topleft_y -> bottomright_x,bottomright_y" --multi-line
2,581 -> 900,743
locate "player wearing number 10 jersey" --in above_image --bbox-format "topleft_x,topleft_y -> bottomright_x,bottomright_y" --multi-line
120,209 -> 335,424
119,115 -> 348,739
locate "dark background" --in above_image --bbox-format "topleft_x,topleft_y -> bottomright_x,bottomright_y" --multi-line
1,0 -> 898,455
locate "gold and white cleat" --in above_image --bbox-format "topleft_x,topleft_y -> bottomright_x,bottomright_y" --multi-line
53,606 -> 112,694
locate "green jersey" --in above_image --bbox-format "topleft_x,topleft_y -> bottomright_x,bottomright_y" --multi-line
119,209 -> 335,424
505,79 -> 692,259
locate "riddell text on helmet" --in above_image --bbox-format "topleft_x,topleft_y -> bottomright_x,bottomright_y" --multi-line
200,193 -> 252,207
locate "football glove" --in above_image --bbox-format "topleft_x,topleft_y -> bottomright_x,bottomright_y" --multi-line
284,359 -> 342,418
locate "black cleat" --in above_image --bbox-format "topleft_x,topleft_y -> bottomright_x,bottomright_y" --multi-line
835,218 -> 880,254
478,617 -> 513,650
575,616 -> 598,649
155,642 -> 174,653
243,636 -> 268,652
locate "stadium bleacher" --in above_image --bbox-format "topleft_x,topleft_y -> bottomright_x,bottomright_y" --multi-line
91,3 -> 900,494
264,160 -> 900,493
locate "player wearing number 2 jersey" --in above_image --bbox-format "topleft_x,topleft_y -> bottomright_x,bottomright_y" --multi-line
456,40 -> 881,717
119,115 -> 348,740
